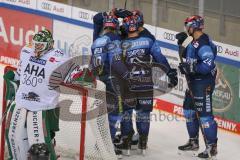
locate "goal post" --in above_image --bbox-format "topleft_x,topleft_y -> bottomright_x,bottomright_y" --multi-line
0,66 -> 117,160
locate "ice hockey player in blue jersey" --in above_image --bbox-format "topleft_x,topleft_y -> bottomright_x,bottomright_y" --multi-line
92,8 -> 132,41
177,15 -> 218,159
132,10 -> 155,42
115,15 -> 178,155
91,14 -> 130,158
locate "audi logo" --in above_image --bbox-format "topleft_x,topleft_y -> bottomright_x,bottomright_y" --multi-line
78,11 -> 89,20
216,45 -> 223,53
163,32 -> 176,41
41,2 -> 52,11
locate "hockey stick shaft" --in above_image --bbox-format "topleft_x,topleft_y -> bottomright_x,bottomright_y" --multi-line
124,0 -> 127,9
0,99 -> 13,126
179,37 -> 211,157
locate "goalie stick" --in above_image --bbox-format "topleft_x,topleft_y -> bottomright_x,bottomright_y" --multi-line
177,35 -> 212,158
0,80 -> 18,126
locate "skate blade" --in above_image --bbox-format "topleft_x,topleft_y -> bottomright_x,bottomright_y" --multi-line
138,149 -> 146,156
122,149 -> 131,156
196,155 -> 217,160
117,154 -> 123,159
131,144 -> 138,150
178,150 -> 199,157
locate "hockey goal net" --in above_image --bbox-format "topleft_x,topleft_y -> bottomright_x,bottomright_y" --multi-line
0,66 -> 117,160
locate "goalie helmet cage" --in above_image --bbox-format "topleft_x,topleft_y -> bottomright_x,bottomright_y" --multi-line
0,66 -> 117,160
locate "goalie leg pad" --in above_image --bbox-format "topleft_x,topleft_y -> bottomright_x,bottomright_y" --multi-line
7,106 -> 29,160
27,110 -> 57,160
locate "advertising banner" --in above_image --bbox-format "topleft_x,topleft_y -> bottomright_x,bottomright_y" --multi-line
53,20 -> 92,61
0,7 -> 52,66
2,0 -> 37,9
37,0 -> 72,18
72,6 -> 97,24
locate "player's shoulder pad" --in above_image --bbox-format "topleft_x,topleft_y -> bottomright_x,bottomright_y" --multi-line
194,34 -> 215,59
92,35 -> 110,49
198,45 -> 214,59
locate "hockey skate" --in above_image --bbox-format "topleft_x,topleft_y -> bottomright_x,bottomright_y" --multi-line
114,147 -> 123,159
115,134 -> 132,156
178,138 -> 199,156
131,133 -> 139,150
198,143 -> 217,159
138,135 -> 148,156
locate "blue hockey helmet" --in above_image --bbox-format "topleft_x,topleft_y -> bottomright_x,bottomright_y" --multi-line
132,10 -> 144,26
184,15 -> 204,30
103,15 -> 119,30
123,16 -> 139,32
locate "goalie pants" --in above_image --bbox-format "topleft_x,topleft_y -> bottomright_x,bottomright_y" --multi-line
5,103 -> 57,160
183,81 -> 218,144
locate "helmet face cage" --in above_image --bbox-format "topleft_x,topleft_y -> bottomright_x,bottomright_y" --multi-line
32,29 -> 53,57
103,15 -> 119,30
132,10 -> 144,26
123,16 -> 139,33
184,15 -> 204,30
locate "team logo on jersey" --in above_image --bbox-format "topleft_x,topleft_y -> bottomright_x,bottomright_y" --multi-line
192,41 -> 199,48
106,42 -> 116,51
54,50 -> 64,57
127,49 -> 145,57
49,57 -> 60,63
29,56 -> 46,65
121,41 -> 132,50
22,92 -> 40,102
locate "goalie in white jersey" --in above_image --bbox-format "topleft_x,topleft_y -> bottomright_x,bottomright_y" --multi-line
3,29 -> 70,160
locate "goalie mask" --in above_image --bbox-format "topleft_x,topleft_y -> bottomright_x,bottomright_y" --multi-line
32,29 -> 54,58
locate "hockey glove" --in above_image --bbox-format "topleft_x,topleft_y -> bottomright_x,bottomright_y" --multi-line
178,62 -> 195,75
3,70 -> 15,81
167,68 -> 178,88
113,8 -> 132,18
175,32 -> 188,45
3,70 -> 19,100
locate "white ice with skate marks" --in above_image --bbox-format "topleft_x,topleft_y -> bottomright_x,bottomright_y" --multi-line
122,110 -> 240,160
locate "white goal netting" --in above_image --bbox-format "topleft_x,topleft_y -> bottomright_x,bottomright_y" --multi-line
55,81 -> 117,160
